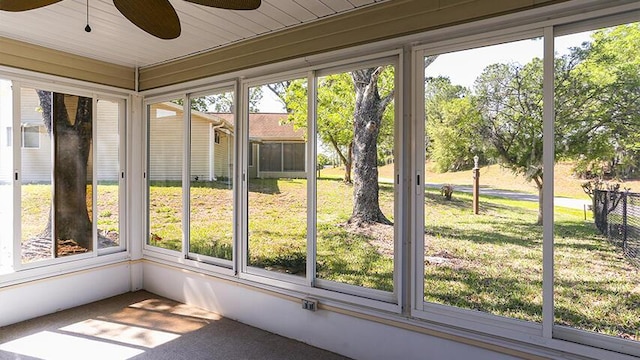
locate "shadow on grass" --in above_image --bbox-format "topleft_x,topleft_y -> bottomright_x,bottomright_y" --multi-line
316,225 -> 394,292
425,189 -> 531,215
425,223 -> 542,248
250,250 -> 307,275
425,266 -> 542,321
190,179 -> 233,190
248,178 -> 281,195
150,179 -> 283,195
554,278 -> 640,339
189,240 -> 233,260
426,262 -> 639,337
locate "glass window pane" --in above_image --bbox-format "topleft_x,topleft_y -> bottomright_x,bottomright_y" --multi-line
21,89 -> 95,263
247,79 -> 307,276
96,99 -> 121,250
554,23 -> 640,342
54,93 -> 94,256
315,64 -> 396,292
423,38 -> 543,321
189,91 -> 234,260
148,100 -> 183,252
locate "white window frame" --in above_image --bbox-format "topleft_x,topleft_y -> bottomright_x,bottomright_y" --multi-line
143,93 -> 188,260
411,8 -> 640,358
143,84 -> 238,278
241,71 -> 312,288
239,52 -> 403,309
0,73 -> 130,278
185,85 -> 236,270
95,96 -> 128,256
135,2 -> 640,357
412,29 -> 545,343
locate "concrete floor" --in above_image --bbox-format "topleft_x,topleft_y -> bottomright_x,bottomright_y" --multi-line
0,290 -> 350,360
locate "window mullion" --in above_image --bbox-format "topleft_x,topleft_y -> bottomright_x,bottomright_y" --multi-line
183,94 -> 190,259
542,25 -> 555,339
11,81 -> 20,270
307,70 -> 317,287
412,49 -> 426,312
92,96 -> 98,256
233,80 -> 241,274
239,82 -> 249,275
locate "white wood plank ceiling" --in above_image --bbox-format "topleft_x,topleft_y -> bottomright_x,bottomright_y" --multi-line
0,0 -> 387,68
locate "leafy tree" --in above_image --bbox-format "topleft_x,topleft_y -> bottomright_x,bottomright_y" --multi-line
208,88 -> 263,113
558,23 -> 640,179
317,153 -> 332,167
283,66 -> 395,224
313,73 -> 355,182
425,76 -> 483,172
474,60 -> 545,223
468,23 -> 640,224
173,88 -> 263,113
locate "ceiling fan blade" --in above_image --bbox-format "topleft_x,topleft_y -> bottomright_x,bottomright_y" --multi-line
184,0 -> 261,10
113,0 -> 181,40
0,0 -> 62,12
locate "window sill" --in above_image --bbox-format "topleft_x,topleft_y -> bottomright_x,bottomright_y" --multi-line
0,251 -> 131,288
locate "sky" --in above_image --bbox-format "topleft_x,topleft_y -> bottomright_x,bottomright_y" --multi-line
254,31 -> 594,112
425,31 -> 592,89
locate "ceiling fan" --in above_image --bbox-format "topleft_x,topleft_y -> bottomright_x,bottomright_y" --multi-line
0,0 -> 261,40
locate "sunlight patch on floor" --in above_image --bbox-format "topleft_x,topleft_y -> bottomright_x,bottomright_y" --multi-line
61,318 -> 180,348
129,298 -> 221,320
0,296 -> 221,359
0,330 -> 144,360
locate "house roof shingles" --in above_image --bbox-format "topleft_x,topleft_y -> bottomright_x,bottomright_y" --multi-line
210,113 -> 305,142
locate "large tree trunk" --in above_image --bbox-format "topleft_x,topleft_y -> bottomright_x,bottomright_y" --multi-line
36,91 -> 93,252
348,68 -> 393,226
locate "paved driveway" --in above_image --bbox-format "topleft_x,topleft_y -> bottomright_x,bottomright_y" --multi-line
426,183 -> 590,210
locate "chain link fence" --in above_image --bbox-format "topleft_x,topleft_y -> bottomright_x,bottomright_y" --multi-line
593,189 -> 640,267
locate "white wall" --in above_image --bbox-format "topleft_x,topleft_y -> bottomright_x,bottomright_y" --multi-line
0,263 -> 132,327
142,261 -> 522,360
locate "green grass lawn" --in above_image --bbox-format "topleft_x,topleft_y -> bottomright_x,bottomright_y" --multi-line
22,175 -> 640,341
424,189 -> 639,339
149,178 -> 395,290
20,183 -> 120,243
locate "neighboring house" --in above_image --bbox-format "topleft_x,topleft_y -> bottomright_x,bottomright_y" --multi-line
148,102 -> 234,183
13,87 -> 53,183
11,95 -> 305,183
249,113 -> 306,179
213,112 -> 306,179
14,88 -> 120,183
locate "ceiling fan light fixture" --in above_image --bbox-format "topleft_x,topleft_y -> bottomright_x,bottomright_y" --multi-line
84,0 -> 91,32
0,0 -> 62,11
113,0 -> 181,40
0,0 -> 262,39
184,0 -> 261,10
